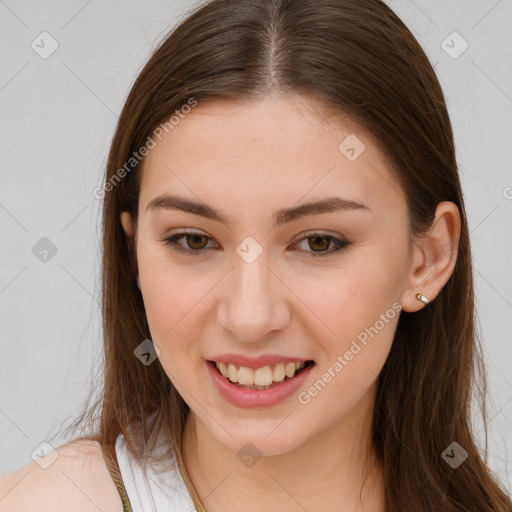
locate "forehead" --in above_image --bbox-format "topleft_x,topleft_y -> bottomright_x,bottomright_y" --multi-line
138,94 -> 405,221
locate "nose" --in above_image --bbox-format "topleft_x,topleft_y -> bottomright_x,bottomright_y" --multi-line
217,252 -> 290,343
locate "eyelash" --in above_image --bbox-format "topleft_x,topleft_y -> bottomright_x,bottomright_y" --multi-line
161,231 -> 351,258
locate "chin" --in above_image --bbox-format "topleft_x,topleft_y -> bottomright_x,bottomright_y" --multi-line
203,415 -> 312,458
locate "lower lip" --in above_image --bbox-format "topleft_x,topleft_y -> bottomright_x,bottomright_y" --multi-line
206,360 -> 315,409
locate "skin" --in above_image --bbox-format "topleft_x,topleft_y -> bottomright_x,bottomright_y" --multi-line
120,93 -> 460,512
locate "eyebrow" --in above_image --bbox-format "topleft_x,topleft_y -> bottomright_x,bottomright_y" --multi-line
146,194 -> 370,226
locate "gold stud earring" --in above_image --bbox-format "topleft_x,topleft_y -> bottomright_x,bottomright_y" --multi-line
415,293 -> 429,305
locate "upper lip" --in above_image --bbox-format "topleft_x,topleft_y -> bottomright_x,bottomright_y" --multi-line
207,353 -> 313,369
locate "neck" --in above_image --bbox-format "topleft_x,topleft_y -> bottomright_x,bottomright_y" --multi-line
182,385 -> 385,512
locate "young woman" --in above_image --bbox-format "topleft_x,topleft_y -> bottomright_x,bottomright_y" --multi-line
2,0 -> 511,511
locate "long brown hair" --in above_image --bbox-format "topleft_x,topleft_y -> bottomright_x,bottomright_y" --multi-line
56,0 -> 511,510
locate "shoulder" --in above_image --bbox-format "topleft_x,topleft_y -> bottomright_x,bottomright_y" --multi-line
0,438 -> 123,512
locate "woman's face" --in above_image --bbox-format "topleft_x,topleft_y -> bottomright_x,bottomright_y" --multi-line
121,94 -> 415,455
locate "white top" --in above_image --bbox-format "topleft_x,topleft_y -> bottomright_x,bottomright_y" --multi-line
115,431 -> 197,512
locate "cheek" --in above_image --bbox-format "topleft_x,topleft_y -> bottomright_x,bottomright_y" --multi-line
292,237 -> 408,392
136,245 -> 208,347
295,264 -> 401,422
296,249 -> 405,344
138,260 -> 210,394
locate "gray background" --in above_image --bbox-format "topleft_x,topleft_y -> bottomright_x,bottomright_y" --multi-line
0,0 -> 511,492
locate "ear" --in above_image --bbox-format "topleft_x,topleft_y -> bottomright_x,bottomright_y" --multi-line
400,201 -> 460,312
120,211 -> 140,288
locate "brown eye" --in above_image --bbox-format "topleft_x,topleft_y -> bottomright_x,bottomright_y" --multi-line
162,231 -> 217,255
184,233 -> 209,250
162,231 -> 350,258
307,236 -> 331,252
294,233 -> 351,257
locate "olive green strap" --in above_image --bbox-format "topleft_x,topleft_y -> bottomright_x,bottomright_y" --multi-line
104,443 -> 134,512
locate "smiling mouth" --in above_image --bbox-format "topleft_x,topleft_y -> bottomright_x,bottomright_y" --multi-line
207,360 -> 315,390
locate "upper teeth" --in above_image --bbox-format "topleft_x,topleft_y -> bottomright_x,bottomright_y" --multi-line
215,361 -> 306,386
